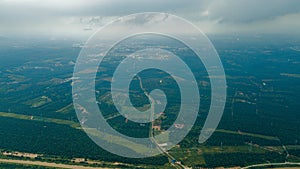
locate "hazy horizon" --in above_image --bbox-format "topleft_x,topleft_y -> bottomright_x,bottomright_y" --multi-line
1,0 -> 300,40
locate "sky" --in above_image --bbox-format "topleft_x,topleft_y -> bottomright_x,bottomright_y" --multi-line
1,0 -> 300,39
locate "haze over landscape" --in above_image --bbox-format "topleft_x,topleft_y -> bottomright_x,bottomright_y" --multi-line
0,1 -> 300,169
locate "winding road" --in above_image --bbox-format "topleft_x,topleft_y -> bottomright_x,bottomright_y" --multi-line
137,75 -> 189,169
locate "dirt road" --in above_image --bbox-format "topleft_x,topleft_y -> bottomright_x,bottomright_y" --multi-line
0,159 -> 109,169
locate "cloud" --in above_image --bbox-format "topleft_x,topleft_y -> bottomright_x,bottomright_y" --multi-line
201,0 -> 300,23
0,0 -> 300,38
